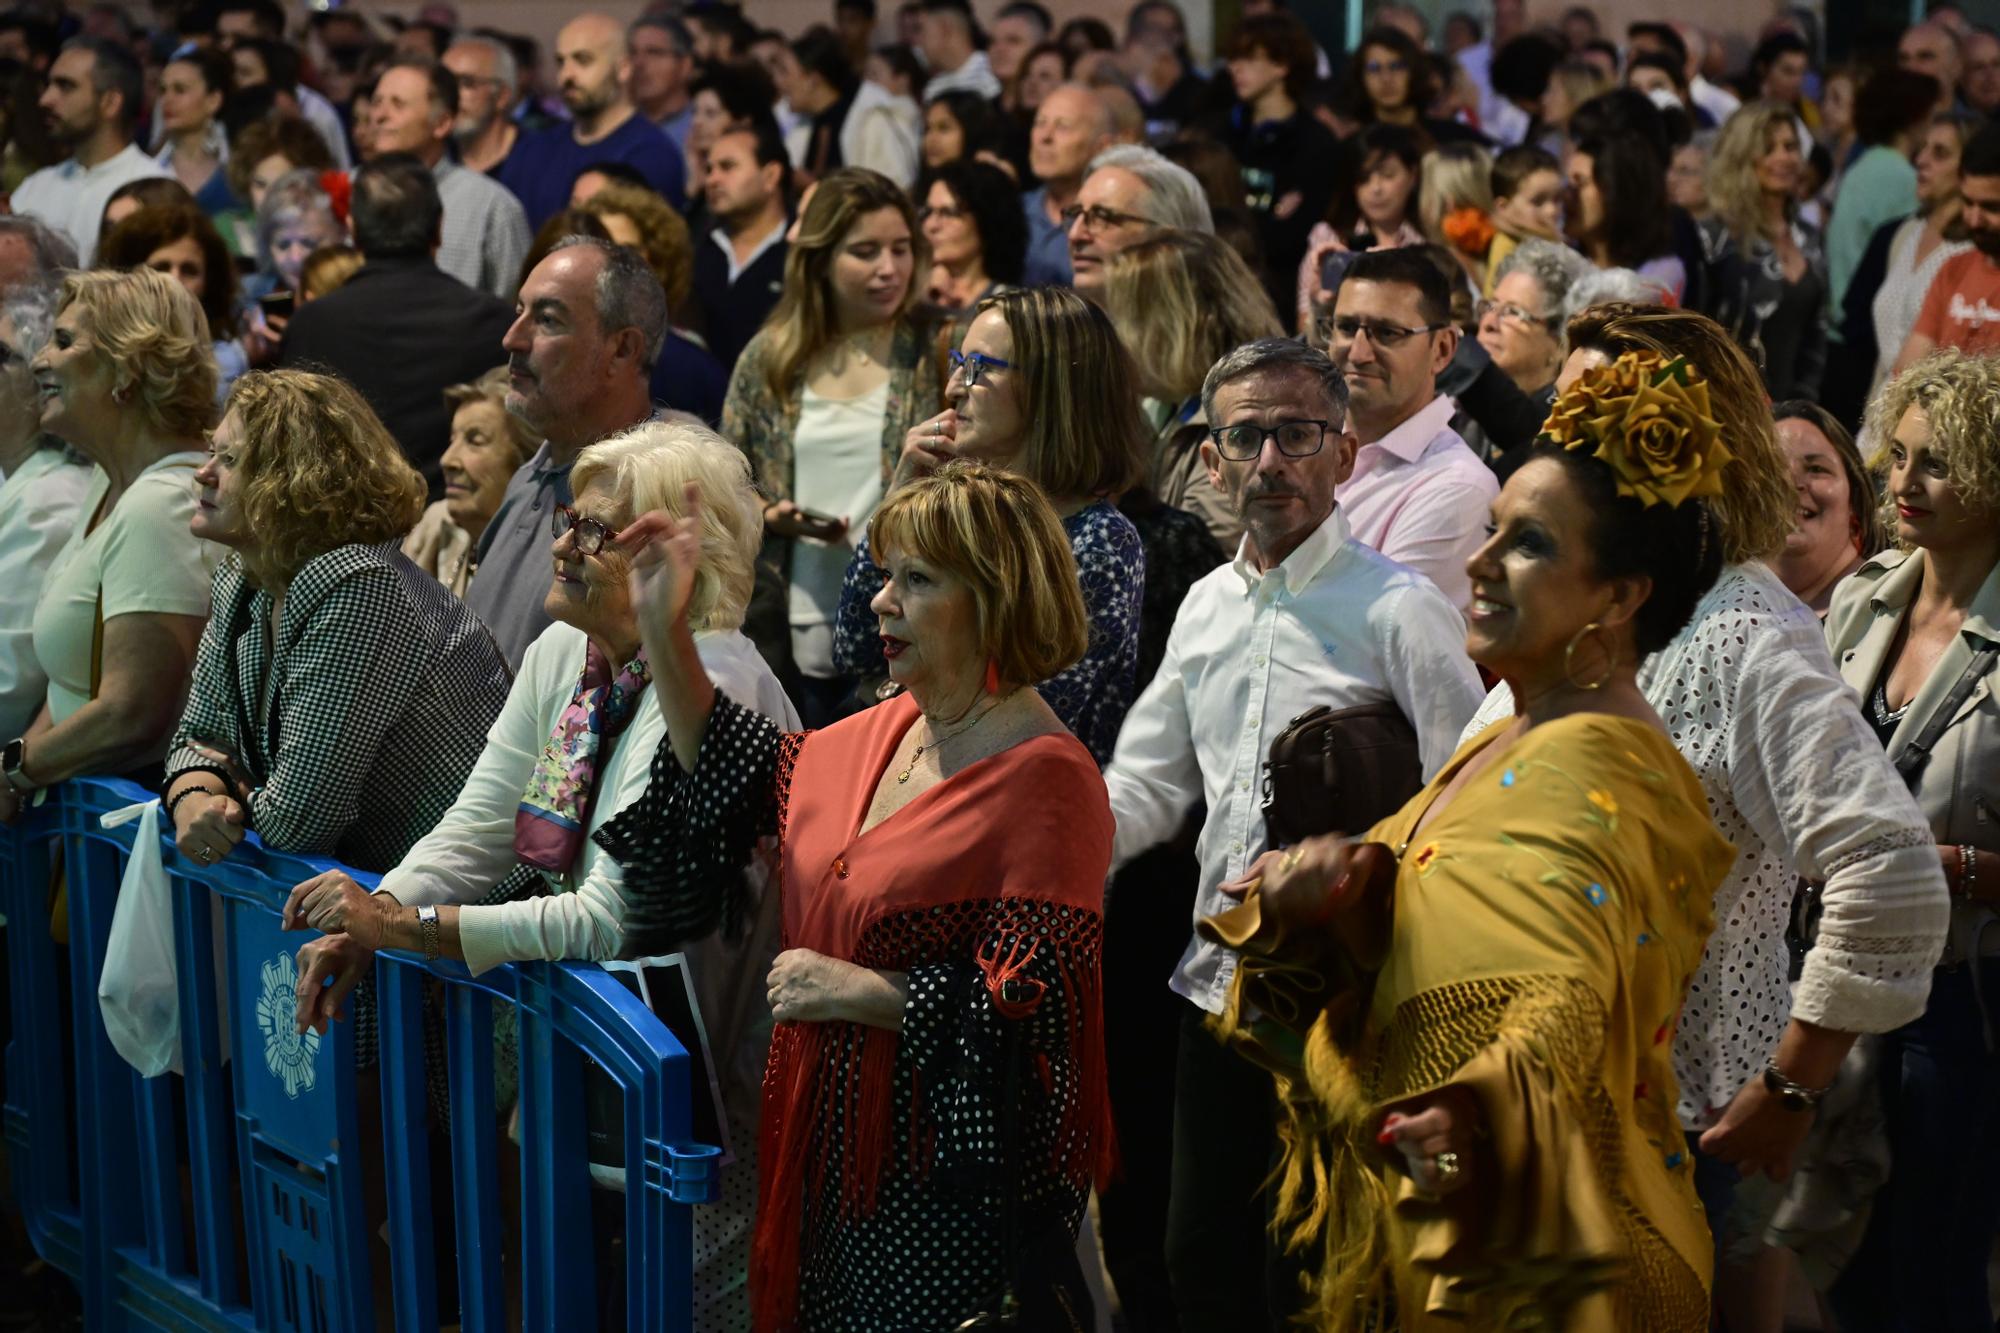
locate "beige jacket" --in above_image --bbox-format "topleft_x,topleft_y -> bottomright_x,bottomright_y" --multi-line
1826,548 -> 2000,853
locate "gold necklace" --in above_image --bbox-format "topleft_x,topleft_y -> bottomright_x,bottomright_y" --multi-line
896,696 -> 1004,783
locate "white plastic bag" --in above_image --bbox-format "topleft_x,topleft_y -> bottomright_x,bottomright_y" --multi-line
98,799 -> 183,1076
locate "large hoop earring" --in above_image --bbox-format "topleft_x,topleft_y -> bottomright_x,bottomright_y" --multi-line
1563,622 -> 1615,691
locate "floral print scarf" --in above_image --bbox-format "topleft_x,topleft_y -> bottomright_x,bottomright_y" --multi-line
513,642 -> 651,872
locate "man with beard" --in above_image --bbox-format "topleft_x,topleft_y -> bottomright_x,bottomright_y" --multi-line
442,35 -> 521,175
1897,124 -> 2000,368
688,120 -> 790,369
366,59 -> 530,300
464,238 -> 662,668
1101,337 -> 1483,1332
497,12 -> 686,228
11,39 -> 166,265
1325,247 -> 1496,612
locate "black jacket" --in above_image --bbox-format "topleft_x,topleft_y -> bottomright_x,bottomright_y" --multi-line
689,231 -> 789,372
279,255 -> 517,494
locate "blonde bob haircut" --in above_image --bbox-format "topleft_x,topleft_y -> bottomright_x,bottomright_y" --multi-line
570,420 -> 761,633
1416,140 -> 1495,247
975,285 -> 1147,498
1707,101 -> 1801,247
58,268 -> 217,441
758,167 -> 929,398
1563,302 -> 1796,563
1864,348 -> 2000,531
1102,229 -> 1285,403
867,461 -> 1089,689
222,370 -> 426,582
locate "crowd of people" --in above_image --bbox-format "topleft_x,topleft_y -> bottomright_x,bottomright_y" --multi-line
0,0 -> 1996,1330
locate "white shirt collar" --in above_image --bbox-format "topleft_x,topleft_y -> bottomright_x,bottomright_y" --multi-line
1230,504 -> 1352,599
710,216 -> 789,286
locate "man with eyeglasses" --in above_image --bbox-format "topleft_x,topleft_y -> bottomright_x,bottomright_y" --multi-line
465,237 -> 666,669
1021,83 -> 1114,286
1103,337 -> 1483,1332
444,36 -> 521,176
1067,142 -> 1213,302
1325,247 -> 1497,611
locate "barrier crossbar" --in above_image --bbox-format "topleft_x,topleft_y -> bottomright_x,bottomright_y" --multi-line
1,777 -> 719,1332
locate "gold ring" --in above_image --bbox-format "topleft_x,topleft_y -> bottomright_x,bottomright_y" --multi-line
1280,846 -> 1304,874
1433,1151 -> 1462,1186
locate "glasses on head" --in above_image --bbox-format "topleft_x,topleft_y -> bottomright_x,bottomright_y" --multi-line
1474,298 -> 1556,332
917,203 -> 965,223
1209,420 -> 1330,462
552,503 -> 621,555
1059,203 -> 1149,233
1327,316 -> 1445,348
948,349 -> 1012,387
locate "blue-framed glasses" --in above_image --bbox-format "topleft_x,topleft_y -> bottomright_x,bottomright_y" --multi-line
949,349 -> 1012,387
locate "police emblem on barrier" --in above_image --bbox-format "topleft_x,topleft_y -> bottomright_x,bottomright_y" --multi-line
256,953 -> 320,1098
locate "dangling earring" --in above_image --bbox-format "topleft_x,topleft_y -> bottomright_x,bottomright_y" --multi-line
1562,622 -> 1615,691
984,658 -> 1000,694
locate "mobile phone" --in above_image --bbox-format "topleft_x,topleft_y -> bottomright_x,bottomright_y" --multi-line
794,507 -> 844,539
258,290 -> 296,320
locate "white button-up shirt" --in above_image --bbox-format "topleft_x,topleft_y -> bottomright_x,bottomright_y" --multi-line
1103,505 -> 1487,1016
1337,392 -> 1498,613
11,142 -> 169,266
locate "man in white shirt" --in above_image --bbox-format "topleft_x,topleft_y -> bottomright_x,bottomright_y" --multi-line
1326,247 -> 1497,611
11,39 -> 167,267
1102,337 -> 1485,1332
366,58 -> 531,301
918,0 -> 1001,100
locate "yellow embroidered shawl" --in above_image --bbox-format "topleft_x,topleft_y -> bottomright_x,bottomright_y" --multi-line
1208,713 -> 1737,1331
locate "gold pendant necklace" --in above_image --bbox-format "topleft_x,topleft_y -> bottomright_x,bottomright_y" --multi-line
896,697 -> 1001,783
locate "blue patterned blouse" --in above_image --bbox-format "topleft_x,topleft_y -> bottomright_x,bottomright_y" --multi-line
832,498 -> 1145,766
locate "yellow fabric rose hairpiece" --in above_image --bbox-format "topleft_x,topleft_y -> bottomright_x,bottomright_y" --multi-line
1536,351 -> 1733,508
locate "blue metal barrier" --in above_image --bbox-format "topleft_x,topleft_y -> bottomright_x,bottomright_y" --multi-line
1,777 -> 721,1332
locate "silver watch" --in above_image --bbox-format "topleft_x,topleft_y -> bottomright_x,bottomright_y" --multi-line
1762,1063 -> 1831,1112
415,905 -> 441,962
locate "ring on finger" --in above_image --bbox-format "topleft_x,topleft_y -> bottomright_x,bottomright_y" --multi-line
1280,846 -> 1304,874
1432,1150 -> 1462,1187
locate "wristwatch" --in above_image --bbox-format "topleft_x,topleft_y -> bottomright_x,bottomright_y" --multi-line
415,905 -> 441,962
1762,1063 -> 1832,1112
3,737 -> 34,794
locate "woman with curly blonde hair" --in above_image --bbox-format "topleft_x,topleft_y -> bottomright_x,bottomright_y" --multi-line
160,369 -> 512,874
1699,101 -> 1828,399
4,269 -> 221,826
1824,349 -> 2000,1329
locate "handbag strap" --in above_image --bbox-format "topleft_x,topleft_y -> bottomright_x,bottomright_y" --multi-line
1892,644 -> 1999,791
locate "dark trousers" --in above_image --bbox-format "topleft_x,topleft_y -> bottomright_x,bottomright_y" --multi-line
1828,962 -> 2000,1333
1165,999 -> 1305,1331
1096,841 -> 1199,1333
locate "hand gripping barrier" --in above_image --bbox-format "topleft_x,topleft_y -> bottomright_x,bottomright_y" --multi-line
1,777 -> 722,1331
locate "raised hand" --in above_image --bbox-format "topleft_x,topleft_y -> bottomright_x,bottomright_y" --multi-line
892,410 -> 958,491
620,481 -> 705,644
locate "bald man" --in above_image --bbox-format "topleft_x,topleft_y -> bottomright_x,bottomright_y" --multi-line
496,11 -> 685,226
1901,21 -> 1967,110
1021,83 -> 1115,285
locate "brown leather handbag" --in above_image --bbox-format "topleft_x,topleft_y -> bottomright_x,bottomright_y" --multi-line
1260,702 -> 1424,848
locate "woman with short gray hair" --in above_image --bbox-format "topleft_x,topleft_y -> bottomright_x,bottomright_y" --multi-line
0,285 -> 92,736
1475,238 -> 1592,400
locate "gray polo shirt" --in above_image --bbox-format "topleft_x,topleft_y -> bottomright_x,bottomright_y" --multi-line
466,441 -> 572,670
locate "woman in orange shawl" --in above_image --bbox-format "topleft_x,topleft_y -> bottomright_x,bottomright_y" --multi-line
600,462 -> 1114,1331
1204,353 -> 1741,1330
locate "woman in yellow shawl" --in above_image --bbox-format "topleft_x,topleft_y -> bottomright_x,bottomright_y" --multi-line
1204,351 -> 1741,1331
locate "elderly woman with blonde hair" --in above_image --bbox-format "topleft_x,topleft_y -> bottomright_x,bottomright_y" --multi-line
401,366 -> 538,596
285,420 -> 799,1332
2,269 -> 220,827
163,369 -> 512,873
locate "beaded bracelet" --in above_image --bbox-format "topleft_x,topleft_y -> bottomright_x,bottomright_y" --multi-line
164,784 -> 224,823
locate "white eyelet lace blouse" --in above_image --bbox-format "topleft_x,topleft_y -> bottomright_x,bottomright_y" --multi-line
1465,562 -> 1950,1129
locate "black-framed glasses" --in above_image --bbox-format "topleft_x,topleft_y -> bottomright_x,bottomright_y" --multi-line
1209,420 -> 1330,461
552,503 -> 620,555
1326,316 -> 1446,348
1060,203 -> 1149,233
1474,298 -> 1557,331
948,349 -> 1011,387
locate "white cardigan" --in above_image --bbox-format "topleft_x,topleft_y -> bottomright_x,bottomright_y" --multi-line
377,621 -> 800,975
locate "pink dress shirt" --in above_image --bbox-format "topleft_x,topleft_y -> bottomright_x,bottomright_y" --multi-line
1335,393 -> 1497,612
